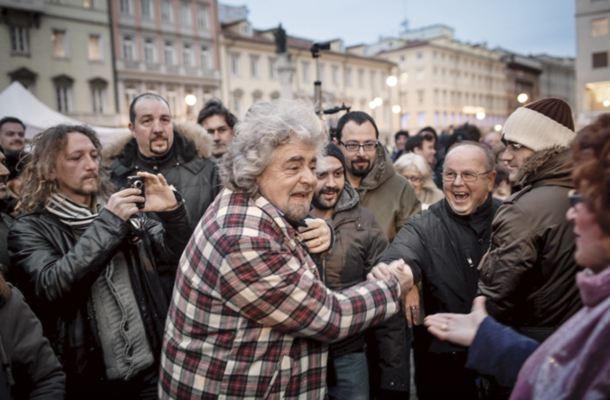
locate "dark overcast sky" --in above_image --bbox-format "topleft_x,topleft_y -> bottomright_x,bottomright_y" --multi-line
219,0 -> 576,58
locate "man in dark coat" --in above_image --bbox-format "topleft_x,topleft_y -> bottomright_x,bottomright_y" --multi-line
8,125 -> 191,399
311,143 -> 407,399
0,146 -> 13,271
107,93 -> 220,233
381,142 -> 502,399
478,98 -> 583,342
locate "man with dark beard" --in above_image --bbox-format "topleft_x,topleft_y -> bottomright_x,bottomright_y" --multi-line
334,112 -> 420,399
311,143 -> 398,399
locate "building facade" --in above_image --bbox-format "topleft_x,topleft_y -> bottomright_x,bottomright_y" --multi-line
218,7 -> 397,144
110,0 -> 222,126
0,0 -> 118,126
372,26 -> 509,134
575,0 -> 610,128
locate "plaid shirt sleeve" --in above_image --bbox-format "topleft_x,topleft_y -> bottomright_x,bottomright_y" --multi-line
219,236 -> 401,342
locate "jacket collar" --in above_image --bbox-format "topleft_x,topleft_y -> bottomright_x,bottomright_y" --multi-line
332,181 -> 359,215
442,193 -> 495,233
516,147 -> 573,189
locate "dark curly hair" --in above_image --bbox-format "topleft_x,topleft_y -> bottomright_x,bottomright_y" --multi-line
572,113 -> 610,235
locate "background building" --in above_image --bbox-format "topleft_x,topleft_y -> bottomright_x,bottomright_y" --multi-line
110,0 -> 222,125
218,4 -> 397,144
575,0 -> 610,128
0,0 -> 119,126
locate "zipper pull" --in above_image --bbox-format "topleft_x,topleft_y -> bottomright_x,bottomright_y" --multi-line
467,257 -> 474,268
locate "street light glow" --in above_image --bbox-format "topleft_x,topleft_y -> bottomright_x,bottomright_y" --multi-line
369,101 -> 377,109
494,124 -> 502,132
392,105 -> 401,114
374,97 -> 383,106
476,112 -> 486,120
517,93 -> 529,104
185,94 -> 197,106
386,76 -> 398,87
604,100 -> 610,107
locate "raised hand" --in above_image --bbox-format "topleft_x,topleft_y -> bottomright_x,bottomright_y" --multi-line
299,218 -> 331,254
424,296 -> 488,347
137,172 -> 178,213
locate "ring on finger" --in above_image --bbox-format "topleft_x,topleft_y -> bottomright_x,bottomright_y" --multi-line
441,322 -> 448,331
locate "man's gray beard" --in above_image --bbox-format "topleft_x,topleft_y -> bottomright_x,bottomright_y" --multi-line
283,203 -> 310,222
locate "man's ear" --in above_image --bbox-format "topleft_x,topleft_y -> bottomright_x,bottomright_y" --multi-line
487,170 -> 497,192
129,122 -> 136,138
332,137 -> 339,145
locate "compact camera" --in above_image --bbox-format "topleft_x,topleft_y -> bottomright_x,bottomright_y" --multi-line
127,176 -> 146,209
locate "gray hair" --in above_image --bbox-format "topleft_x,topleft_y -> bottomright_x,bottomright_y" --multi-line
394,153 -> 432,181
446,141 -> 496,172
220,99 -> 328,197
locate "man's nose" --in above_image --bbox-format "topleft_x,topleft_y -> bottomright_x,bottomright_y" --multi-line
501,148 -> 512,162
213,131 -> 221,141
302,167 -> 316,185
356,146 -> 366,156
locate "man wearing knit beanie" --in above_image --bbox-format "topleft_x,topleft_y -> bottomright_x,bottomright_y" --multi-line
311,142 -> 401,400
478,97 -> 582,356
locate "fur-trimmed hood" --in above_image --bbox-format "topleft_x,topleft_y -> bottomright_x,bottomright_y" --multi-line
332,181 -> 359,215
517,146 -> 573,188
102,122 -> 212,165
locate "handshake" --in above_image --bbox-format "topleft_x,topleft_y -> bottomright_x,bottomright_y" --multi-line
367,259 -> 414,300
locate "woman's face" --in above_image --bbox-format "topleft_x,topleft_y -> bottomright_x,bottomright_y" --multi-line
401,165 -> 423,192
566,200 -> 610,273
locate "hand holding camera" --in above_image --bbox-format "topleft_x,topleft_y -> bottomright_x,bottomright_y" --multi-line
106,172 -> 178,221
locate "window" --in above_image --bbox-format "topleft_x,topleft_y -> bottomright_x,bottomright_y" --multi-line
167,90 -> 177,114
332,66 -> 339,86
370,71 -> 376,89
10,26 -> 29,55
230,53 -> 241,76
122,35 -> 136,60
250,55 -> 260,78
164,41 -> 175,65
232,94 -> 242,116
125,86 -> 138,112
144,38 -> 156,63
88,34 -> 101,60
358,69 -> 364,89
90,79 -> 107,113
180,2 -> 192,25
591,17 -> 609,37
52,29 -> 68,58
197,4 -> 209,29
161,0 -> 173,22
417,89 -> 424,105
268,57 -> 277,79
83,0 -> 96,8
302,62 -> 310,82
119,0 -> 132,15
182,43 -> 193,66
593,52 -> 608,68
141,0 -> 154,20
200,46 -> 210,68
345,68 -> 352,87
417,112 -> 426,127
53,75 -> 73,113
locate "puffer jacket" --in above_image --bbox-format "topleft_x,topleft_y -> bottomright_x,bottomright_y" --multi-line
319,183 -> 410,393
356,146 -> 421,243
7,203 -> 191,389
478,148 -> 583,342
106,122 -> 220,232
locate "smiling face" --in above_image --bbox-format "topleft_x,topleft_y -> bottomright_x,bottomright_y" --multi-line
312,155 -> 345,213
129,98 -> 174,158
0,122 -> 25,152
501,141 -> 535,182
256,140 -> 317,222
414,139 -> 437,165
203,114 -> 234,158
52,132 -> 100,205
443,145 -> 495,216
567,202 -> 610,273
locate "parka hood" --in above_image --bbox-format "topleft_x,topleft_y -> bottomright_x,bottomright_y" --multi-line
332,181 -> 359,215
517,147 -> 573,189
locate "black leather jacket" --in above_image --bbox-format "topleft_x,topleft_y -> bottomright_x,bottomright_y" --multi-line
8,204 -> 190,384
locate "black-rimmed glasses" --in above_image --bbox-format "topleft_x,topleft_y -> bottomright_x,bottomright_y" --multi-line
442,171 -> 492,182
338,140 -> 378,152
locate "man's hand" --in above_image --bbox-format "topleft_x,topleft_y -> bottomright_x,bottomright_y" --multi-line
405,285 -> 421,328
298,218 -> 331,254
424,296 -> 488,347
368,259 -> 414,298
138,172 -> 178,213
106,188 -> 145,221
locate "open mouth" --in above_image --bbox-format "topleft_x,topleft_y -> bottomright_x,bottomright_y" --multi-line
453,191 -> 470,202
291,191 -> 311,202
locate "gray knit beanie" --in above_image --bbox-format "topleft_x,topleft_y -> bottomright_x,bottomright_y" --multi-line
503,97 -> 576,151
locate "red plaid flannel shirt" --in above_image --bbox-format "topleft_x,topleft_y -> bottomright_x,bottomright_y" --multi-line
160,189 -> 400,399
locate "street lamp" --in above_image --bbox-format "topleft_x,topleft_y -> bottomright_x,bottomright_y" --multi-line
374,97 -> 383,106
386,76 -> 398,87
185,94 -> 197,106
369,101 -> 377,110
494,124 -> 502,132
476,112 -> 486,120
517,93 -> 529,104
604,100 -> 610,107
392,105 -> 401,114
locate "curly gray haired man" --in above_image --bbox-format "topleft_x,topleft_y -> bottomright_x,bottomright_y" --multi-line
160,99 -> 413,399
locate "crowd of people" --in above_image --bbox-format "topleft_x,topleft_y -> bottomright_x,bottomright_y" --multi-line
0,94 -> 608,400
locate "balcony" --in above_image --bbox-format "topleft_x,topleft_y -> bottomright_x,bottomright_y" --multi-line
0,0 -> 44,13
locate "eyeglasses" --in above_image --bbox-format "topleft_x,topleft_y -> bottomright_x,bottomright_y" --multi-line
404,175 -> 423,183
501,138 -> 525,151
442,171 -> 492,182
339,140 -> 378,152
568,189 -> 583,207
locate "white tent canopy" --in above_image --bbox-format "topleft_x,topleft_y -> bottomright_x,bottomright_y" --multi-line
0,81 -> 129,145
